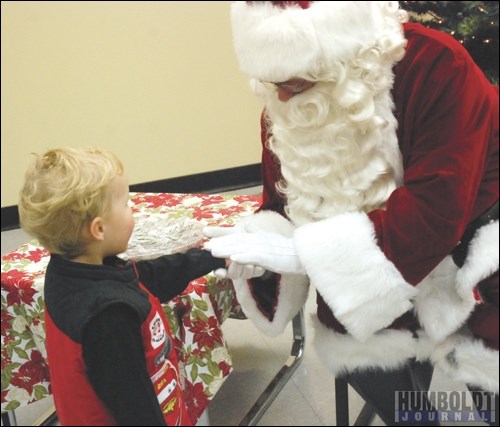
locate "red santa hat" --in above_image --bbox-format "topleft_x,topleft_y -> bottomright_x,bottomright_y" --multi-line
231,1 -> 407,82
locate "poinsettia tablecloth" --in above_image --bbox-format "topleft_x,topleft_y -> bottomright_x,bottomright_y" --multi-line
1,192 -> 261,422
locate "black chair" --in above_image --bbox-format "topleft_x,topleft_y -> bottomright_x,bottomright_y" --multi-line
335,377 -> 376,426
335,359 -> 437,426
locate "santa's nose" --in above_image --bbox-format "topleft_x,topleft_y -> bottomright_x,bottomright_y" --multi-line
275,80 -> 316,102
277,87 -> 296,102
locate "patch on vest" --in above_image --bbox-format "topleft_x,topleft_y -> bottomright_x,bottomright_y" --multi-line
149,312 -> 167,349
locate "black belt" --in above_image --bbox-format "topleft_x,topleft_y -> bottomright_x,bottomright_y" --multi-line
452,200 -> 499,268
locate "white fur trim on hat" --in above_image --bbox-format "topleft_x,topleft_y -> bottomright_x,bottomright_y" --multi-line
231,1 -> 407,82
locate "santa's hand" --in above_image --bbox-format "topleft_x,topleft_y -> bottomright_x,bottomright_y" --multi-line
205,229 -> 305,275
204,225 -> 246,238
205,225 -> 267,279
214,262 -> 266,280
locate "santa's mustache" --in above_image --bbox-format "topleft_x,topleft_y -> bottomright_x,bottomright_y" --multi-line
252,80 -> 333,130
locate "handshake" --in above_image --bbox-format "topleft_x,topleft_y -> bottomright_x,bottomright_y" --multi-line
203,224 -> 305,280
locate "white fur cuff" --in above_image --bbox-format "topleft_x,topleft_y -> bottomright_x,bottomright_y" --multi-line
295,212 -> 417,341
231,274 -> 309,337
457,220 -> 499,302
313,316 -> 419,375
232,211 -> 310,336
431,332 -> 499,394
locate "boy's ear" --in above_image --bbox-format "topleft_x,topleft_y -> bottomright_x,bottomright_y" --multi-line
88,217 -> 105,241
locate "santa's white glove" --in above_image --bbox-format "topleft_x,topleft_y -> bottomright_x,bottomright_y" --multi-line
204,228 -> 305,275
204,225 -> 266,280
214,262 -> 266,280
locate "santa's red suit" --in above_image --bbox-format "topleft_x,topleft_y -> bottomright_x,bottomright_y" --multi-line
225,1 -> 499,395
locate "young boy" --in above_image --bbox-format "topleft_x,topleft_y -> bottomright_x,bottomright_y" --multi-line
18,147 -> 226,426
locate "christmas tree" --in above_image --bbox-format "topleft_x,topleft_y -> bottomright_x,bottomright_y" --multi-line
401,1 -> 499,83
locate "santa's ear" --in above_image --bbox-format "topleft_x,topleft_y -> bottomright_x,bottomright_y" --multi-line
88,217 -> 105,241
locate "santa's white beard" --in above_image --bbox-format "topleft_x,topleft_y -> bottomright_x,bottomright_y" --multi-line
254,67 -> 403,227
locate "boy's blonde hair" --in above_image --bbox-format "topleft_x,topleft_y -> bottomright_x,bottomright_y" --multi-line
19,147 -> 124,258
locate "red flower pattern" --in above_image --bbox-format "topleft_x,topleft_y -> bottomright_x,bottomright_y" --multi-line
218,361 -> 231,377
186,278 -> 208,298
3,277 -> 38,307
2,247 -> 48,263
186,316 -> 224,350
1,310 -> 14,336
10,351 -> 49,395
183,381 -> 210,420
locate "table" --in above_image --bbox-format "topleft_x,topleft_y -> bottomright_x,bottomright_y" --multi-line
1,192 -> 262,424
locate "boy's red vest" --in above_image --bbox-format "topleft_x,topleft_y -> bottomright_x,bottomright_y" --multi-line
45,282 -> 191,426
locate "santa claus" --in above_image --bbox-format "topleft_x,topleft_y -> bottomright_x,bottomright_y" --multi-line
205,1 -> 499,424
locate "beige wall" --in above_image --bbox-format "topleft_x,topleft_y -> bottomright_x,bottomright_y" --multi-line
1,1 -> 263,207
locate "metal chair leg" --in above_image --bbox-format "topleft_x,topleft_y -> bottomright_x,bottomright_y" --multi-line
335,377 -> 376,426
239,309 -> 306,426
1,410 -> 17,427
353,402 -> 376,426
335,377 -> 349,426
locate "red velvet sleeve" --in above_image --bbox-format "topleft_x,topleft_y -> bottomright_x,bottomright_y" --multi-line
368,23 -> 499,285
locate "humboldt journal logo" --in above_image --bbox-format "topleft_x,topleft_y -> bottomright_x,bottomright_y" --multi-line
395,391 -> 496,423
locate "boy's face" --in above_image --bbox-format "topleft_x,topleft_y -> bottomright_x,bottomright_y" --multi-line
102,174 -> 135,257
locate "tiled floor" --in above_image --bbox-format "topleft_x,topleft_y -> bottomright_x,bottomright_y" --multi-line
1,187 -> 488,426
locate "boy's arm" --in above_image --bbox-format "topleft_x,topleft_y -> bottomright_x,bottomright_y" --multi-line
82,303 -> 166,426
135,248 -> 226,302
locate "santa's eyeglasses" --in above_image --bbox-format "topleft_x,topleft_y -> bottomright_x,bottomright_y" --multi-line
260,78 -> 316,94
